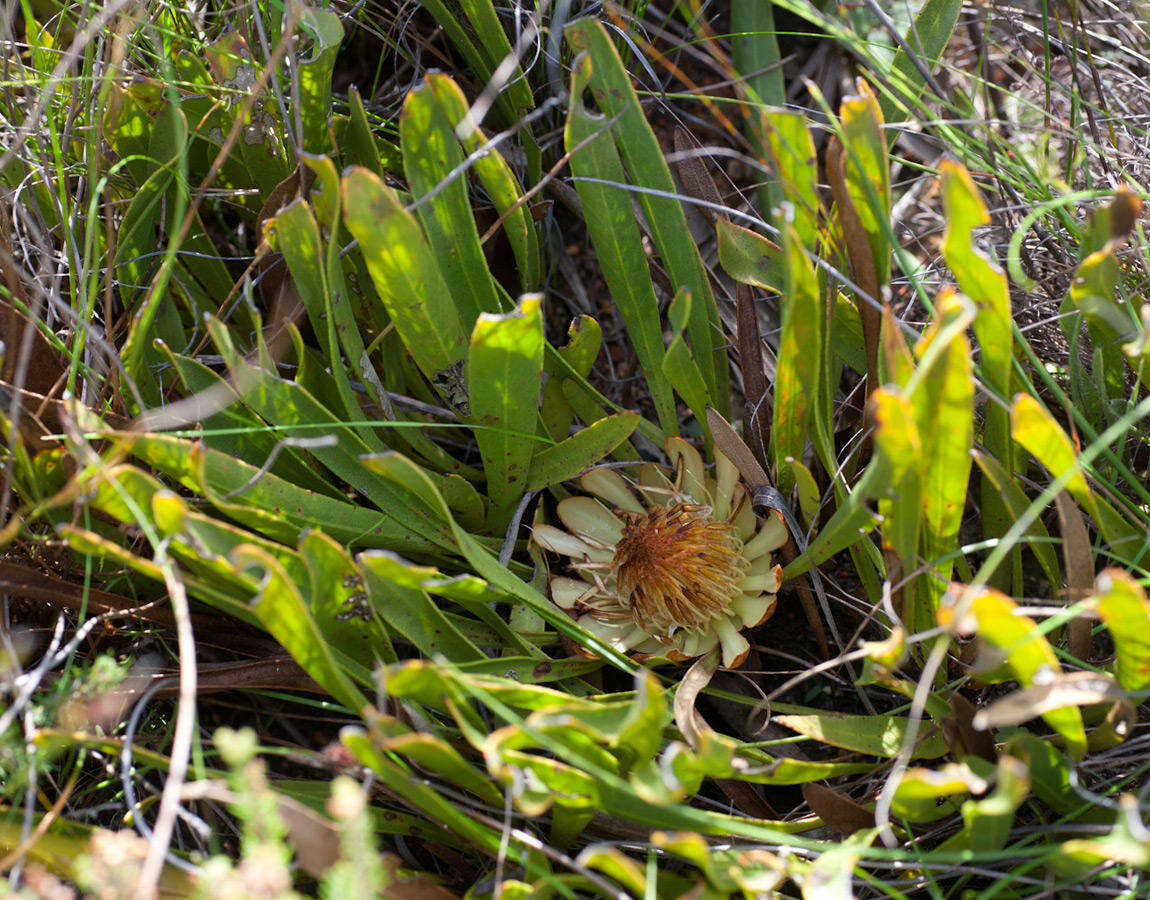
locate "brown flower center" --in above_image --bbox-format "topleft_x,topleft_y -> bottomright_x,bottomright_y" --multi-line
612,503 -> 746,636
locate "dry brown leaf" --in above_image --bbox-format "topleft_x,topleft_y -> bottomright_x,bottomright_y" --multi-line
801,783 -> 875,836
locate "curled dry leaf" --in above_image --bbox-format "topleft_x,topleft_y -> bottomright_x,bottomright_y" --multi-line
673,648 -> 720,752
973,671 -> 1128,731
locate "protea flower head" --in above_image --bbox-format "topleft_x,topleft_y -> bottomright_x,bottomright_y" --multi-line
531,437 -> 787,668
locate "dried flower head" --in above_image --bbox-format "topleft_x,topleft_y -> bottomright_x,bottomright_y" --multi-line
532,437 -> 787,668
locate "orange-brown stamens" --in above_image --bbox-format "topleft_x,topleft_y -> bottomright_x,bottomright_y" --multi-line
612,503 -> 746,636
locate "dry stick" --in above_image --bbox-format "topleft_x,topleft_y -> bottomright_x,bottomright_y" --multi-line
132,562 -> 196,899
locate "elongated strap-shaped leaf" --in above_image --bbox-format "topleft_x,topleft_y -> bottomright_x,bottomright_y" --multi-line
774,709 -> 948,760
564,54 -> 677,433
402,77 -> 501,326
300,156 -> 469,475
341,166 -> 467,386
541,316 -> 601,442
940,161 -> 1016,586
731,0 -> 784,109
1011,394 -> 1144,562
972,450 -> 1061,589
1092,569 -> 1150,691
662,289 -> 713,449
266,199 -> 382,452
566,18 -> 729,413
773,223 -> 824,494
295,8 -> 343,153
342,729 -> 546,876
427,73 -> 541,291
415,0 -> 540,182
468,294 -> 544,518
915,291 -> 974,591
236,544 -> 368,713
759,107 -> 821,251
871,387 -> 922,625
838,83 -> 892,290
153,342 -> 346,495
526,413 -> 640,492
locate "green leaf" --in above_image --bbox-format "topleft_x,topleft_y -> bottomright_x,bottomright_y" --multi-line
526,413 -> 640,491
1011,394 -> 1144,561
233,544 -> 367,713
265,199 -> 381,451
914,291 -> 974,620
427,74 -> 541,291
973,450 -> 1061,589
342,728 -> 527,869
773,223 -> 823,495
940,161 -> 1015,585
415,0 -> 539,180
206,320 -> 461,556
716,219 -> 781,290
299,530 -> 396,668
341,166 -> 468,386
938,756 -> 1030,853
941,586 -> 1086,759
376,722 -> 502,806
295,7 -> 343,154
468,294 -> 544,518
358,552 -> 486,663
891,762 -> 988,823
401,76 -> 501,326
878,0 -> 962,129
773,709 -> 948,759
871,386 -> 923,626
1092,569 -> 1150,690
662,289 -> 713,446
838,84 -> 891,288
566,18 -> 729,412
564,54 -> 677,434
759,108 -> 821,249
